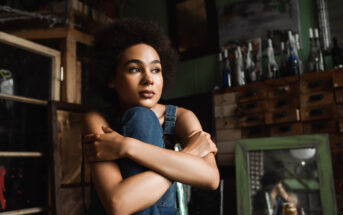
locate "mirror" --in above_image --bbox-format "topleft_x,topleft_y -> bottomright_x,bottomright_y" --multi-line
235,134 -> 337,215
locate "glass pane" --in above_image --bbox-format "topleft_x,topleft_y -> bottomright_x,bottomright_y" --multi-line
0,157 -> 48,212
0,42 -> 51,100
0,99 -> 48,152
249,148 -> 321,215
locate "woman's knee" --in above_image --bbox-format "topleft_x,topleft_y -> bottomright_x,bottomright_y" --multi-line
121,106 -> 163,144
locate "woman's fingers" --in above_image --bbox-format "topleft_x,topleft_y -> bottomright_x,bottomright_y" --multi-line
102,126 -> 114,133
84,134 -> 99,142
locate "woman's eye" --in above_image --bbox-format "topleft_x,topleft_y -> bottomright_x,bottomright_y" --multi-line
152,68 -> 161,73
129,67 -> 141,73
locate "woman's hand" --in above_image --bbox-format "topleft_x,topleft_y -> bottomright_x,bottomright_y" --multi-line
182,130 -> 217,157
84,126 -> 129,162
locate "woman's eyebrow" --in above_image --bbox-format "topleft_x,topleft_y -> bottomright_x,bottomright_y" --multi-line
124,59 -> 142,66
124,59 -> 161,66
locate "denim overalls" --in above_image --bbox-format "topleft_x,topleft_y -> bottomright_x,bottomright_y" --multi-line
87,105 -> 179,215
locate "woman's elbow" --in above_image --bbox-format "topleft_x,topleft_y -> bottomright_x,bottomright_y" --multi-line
203,168 -> 220,190
106,195 -> 129,215
209,170 -> 220,190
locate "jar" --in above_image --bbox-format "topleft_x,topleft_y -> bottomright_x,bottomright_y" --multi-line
282,203 -> 297,215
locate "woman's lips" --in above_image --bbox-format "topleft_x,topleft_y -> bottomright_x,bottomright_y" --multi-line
139,90 -> 155,98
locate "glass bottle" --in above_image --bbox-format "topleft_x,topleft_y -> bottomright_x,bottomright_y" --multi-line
331,37 -> 343,68
235,46 -> 245,86
314,28 -> 325,71
287,31 -> 299,76
222,49 -> 232,87
267,38 -> 279,79
308,28 -> 320,73
218,51 -> 224,88
245,42 -> 257,83
279,41 -> 288,77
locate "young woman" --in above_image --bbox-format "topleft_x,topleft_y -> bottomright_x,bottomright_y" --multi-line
83,18 -> 219,215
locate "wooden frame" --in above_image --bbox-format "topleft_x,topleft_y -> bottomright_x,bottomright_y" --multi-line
0,31 -> 61,101
235,134 -> 337,215
49,101 -> 93,215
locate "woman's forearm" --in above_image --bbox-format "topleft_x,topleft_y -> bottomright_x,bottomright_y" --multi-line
125,137 -> 219,190
91,162 -> 172,215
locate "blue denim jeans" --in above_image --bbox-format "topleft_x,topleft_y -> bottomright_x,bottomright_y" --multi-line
117,106 -> 178,215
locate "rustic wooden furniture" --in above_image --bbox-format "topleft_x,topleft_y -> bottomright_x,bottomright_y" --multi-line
214,68 -> 343,214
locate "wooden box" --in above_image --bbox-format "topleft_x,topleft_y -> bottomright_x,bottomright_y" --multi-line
265,109 -> 300,124
270,122 -> 303,137
301,104 -> 336,121
266,75 -> 299,98
300,71 -> 333,93
303,120 -> 338,134
267,96 -> 300,111
239,113 -> 265,127
300,90 -> 334,108
237,83 -> 267,103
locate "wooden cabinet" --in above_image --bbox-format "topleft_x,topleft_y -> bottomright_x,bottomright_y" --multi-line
214,68 -> 343,166
214,68 -> 343,213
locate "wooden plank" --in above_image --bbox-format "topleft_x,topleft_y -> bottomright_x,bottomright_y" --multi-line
217,153 -> 235,166
0,31 -> 60,57
10,28 -> 93,46
76,61 -> 82,104
214,104 -> 237,118
61,38 -> 78,103
217,141 -> 235,154
216,129 -> 242,142
0,93 -> 47,105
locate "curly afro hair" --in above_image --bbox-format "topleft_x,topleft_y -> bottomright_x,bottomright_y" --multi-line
260,171 -> 283,188
89,18 -> 179,105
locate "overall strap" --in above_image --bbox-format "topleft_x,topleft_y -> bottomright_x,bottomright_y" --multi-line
164,105 -> 177,135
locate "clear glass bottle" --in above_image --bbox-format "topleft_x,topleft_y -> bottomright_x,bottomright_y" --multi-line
279,41 -> 288,77
267,38 -> 279,79
314,28 -> 325,71
245,42 -> 257,83
235,46 -> 245,86
308,28 -> 320,73
287,31 -> 299,76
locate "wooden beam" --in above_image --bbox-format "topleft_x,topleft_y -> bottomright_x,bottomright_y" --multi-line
61,38 -> 79,103
10,27 -> 93,46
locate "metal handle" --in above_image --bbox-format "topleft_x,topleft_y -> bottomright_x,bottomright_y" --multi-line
246,103 -> 258,109
308,81 -> 323,88
309,94 -> 324,102
274,112 -> 286,119
246,116 -> 259,122
279,125 -> 291,132
277,99 -> 289,106
310,108 -> 324,116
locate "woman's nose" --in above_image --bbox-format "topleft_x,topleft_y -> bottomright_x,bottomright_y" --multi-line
142,71 -> 154,85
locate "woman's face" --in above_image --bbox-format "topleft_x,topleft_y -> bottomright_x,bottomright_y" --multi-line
110,43 -> 163,110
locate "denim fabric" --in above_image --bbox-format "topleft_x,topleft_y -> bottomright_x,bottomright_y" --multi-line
87,106 -> 178,215
118,106 -> 178,215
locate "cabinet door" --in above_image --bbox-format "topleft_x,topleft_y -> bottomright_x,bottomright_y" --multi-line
0,98 -> 49,214
0,32 -> 61,101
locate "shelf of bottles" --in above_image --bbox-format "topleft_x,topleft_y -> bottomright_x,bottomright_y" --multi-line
218,28 -> 343,89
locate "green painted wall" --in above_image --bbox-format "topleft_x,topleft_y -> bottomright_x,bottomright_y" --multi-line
124,0 -> 329,100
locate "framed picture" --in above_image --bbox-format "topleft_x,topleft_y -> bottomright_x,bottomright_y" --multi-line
168,0 -> 219,60
235,134 -> 337,215
217,0 -> 301,48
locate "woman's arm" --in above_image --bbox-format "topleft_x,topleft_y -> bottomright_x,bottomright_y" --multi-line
87,108 -> 220,190
84,112 -> 173,215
